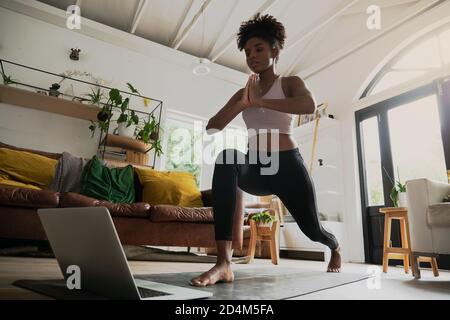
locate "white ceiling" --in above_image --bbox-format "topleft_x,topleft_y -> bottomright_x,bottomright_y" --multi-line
34,0 -> 442,76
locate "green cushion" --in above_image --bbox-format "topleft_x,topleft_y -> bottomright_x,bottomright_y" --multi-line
80,155 -> 135,204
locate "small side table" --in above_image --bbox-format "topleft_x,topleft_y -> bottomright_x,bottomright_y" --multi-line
379,207 -> 412,274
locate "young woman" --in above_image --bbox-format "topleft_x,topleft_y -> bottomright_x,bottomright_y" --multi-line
190,14 -> 341,287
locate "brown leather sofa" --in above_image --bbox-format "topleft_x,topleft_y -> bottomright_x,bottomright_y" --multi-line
0,142 -> 246,250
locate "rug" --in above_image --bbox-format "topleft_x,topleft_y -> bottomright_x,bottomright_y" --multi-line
0,245 -> 248,263
14,267 -> 370,300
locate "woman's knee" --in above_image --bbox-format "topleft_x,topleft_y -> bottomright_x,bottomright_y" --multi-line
304,230 -> 324,243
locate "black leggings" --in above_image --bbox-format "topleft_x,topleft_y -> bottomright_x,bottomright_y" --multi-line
212,148 -> 339,250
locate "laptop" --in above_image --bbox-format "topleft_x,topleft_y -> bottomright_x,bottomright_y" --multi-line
37,207 -> 213,300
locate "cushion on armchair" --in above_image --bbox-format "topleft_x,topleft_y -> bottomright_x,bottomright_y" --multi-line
135,167 -> 203,207
427,203 -> 450,227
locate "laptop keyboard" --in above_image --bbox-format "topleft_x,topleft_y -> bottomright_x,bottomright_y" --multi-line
137,286 -> 171,298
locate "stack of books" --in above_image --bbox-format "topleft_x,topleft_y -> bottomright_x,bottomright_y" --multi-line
101,146 -> 127,161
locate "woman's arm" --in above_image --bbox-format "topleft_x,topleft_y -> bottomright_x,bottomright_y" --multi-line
250,76 -> 316,115
205,88 -> 246,134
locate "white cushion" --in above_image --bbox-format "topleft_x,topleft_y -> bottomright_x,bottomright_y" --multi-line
427,203 -> 450,227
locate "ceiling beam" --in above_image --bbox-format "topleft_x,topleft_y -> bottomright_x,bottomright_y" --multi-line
298,0 -> 445,79
283,0 -> 360,76
170,0 -> 195,45
130,0 -> 148,34
281,33 -> 319,77
171,0 -> 213,50
210,0 -> 280,63
0,0 -> 248,85
342,0 -> 421,16
205,0 -> 240,58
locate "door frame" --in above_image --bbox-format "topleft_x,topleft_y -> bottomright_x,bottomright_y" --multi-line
355,82 -> 438,264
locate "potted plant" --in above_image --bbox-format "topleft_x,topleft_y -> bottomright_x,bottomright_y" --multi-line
52,70 -> 92,98
250,210 -> 275,228
89,85 -> 138,138
88,83 -> 164,159
85,86 -> 104,107
383,167 -> 407,208
86,86 -> 109,137
115,83 -> 142,138
136,114 -> 163,157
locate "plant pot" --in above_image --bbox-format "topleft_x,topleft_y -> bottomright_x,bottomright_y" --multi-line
150,131 -> 159,141
398,192 -> 408,208
257,221 -> 273,228
117,122 -> 136,138
49,83 -> 61,97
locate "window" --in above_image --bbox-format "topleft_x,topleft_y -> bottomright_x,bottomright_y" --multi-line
160,112 -> 205,188
161,111 -> 248,190
363,24 -> 450,97
360,117 -> 385,206
387,95 -> 447,184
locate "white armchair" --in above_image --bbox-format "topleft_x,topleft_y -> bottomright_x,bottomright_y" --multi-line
406,178 -> 450,277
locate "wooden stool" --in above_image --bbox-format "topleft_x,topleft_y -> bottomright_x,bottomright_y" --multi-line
411,254 -> 439,279
379,207 -> 439,277
379,207 -> 412,274
247,217 -> 279,265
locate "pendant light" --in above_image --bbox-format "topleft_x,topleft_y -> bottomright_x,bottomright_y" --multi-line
193,3 -> 211,76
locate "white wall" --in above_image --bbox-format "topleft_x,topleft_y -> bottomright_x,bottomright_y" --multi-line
303,2 -> 450,262
0,6 -> 247,166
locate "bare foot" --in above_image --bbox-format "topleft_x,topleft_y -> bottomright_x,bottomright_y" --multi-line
327,247 -> 341,273
190,262 -> 234,287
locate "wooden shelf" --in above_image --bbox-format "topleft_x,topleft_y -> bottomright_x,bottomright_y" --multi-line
103,157 -> 153,169
0,84 -> 100,121
103,134 -> 152,153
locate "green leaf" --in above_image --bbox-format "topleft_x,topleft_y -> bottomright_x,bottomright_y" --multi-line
126,83 -> 140,94
250,211 -> 274,224
390,187 -> 399,207
132,113 -> 139,125
117,114 -> 128,123
121,98 -> 129,113
109,88 -> 120,102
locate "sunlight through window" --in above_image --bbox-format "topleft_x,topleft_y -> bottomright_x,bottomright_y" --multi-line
365,24 -> 450,97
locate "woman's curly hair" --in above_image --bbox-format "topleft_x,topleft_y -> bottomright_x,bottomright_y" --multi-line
237,13 -> 286,51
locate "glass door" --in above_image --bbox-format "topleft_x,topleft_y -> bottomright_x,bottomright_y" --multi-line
356,80 -> 450,264
387,95 -> 447,184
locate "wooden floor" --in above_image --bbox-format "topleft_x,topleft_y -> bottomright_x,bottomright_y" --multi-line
1,256 -> 449,300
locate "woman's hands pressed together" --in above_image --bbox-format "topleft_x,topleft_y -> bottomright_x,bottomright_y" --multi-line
240,74 -> 262,109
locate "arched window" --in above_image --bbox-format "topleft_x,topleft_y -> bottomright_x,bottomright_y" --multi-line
362,24 -> 450,98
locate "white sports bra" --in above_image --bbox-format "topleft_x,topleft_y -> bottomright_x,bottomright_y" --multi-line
242,76 -> 294,135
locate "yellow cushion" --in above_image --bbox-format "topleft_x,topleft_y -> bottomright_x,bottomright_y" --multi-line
0,176 -> 42,190
0,148 -> 57,188
135,168 -> 203,207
